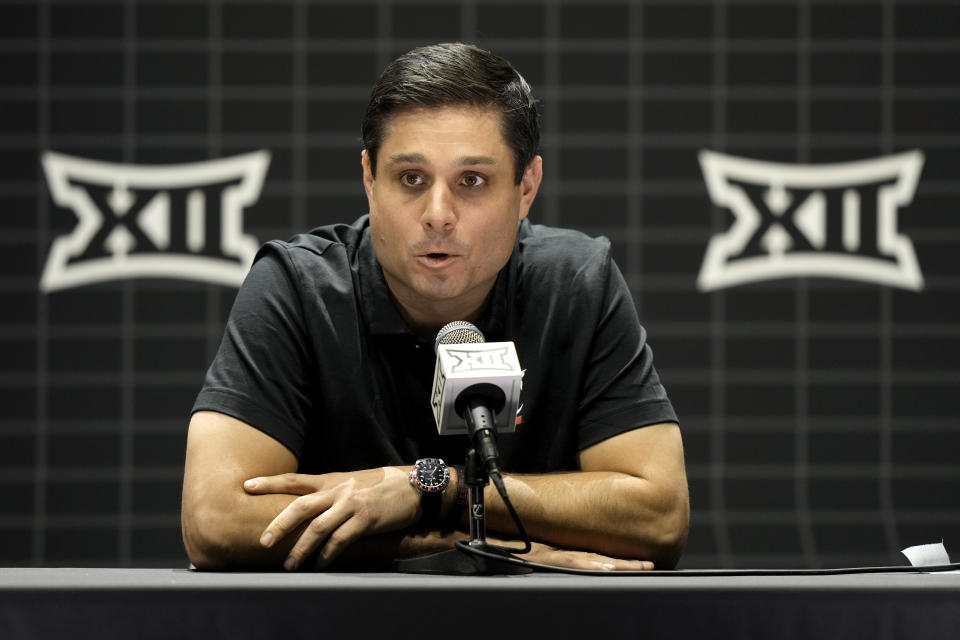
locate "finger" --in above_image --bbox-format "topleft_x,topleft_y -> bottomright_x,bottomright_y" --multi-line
592,559 -> 655,572
538,550 -> 653,572
283,499 -> 354,571
244,472 -> 321,496
259,492 -> 335,548
314,515 -> 369,569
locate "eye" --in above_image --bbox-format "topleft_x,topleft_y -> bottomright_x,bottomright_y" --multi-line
400,172 -> 424,187
460,173 -> 486,188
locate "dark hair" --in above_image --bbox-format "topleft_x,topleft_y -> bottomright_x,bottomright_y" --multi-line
361,42 -> 540,185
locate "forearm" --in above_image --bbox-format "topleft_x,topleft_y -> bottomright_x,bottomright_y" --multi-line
184,456 -> 453,571
480,470 -> 689,567
184,490 -> 466,572
328,527 -> 467,571
182,488 -> 302,570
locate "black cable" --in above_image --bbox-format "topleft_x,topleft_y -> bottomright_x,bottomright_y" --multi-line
482,471 -> 532,555
455,542 -> 960,576
454,485 -> 960,575
453,476 -> 960,575
451,467 -> 960,576
452,421 -> 960,576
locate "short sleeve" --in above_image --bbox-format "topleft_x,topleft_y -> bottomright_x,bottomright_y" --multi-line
192,242 -> 317,458
576,257 -> 677,449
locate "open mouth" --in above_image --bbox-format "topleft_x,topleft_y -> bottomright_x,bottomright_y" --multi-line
420,252 -> 455,266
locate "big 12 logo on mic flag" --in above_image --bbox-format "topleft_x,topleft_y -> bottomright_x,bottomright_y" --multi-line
431,342 -> 523,437
39,150 -> 270,292
697,149 -> 924,291
445,346 -> 515,373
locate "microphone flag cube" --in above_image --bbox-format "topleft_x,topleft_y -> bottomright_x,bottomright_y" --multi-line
430,341 -> 523,436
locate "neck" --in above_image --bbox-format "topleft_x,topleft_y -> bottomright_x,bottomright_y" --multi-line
379,268 -> 498,339
395,297 -> 488,339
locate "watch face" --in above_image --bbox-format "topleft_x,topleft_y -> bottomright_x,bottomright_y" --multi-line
415,459 -> 448,492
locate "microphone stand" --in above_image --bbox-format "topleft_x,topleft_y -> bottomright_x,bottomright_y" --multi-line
465,447 -> 488,544
393,447 -> 531,575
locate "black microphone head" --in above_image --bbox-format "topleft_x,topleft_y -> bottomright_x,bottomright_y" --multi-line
434,320 -> 485,353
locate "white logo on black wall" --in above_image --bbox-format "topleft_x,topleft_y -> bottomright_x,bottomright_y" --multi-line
40,150 -> 269,292
697,150 -> 924,291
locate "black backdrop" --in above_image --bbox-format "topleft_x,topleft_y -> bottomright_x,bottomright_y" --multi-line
2,0 -> 958,569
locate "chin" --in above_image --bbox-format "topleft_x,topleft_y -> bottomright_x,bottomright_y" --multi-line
419,285 -> 464,303
412,278 -> 467,302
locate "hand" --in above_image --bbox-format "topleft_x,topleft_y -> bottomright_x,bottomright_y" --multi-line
506,539 -> 654,572
243,468 -> 420,570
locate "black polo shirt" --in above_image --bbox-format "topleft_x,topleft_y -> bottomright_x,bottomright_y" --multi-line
193,215 -> 677,474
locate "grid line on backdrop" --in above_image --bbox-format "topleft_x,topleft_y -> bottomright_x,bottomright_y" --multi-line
792,0 -> 816,569
29,0 -> 52,568
878,0 -> 901,571
706,0 -> 732,568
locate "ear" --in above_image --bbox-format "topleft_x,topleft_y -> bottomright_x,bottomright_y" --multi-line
361,149 -> 375,199
517,155 -> 543,222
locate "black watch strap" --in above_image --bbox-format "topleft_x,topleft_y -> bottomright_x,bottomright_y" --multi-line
447,465 -> 467,525
420,490 -> 442,525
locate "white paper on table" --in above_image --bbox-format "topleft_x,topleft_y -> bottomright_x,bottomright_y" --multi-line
900,541 -> 952,568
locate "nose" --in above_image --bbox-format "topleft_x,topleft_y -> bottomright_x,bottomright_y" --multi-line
420,183 -> 456,234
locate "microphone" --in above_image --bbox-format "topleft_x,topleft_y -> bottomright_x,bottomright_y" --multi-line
430,321 -> 523,475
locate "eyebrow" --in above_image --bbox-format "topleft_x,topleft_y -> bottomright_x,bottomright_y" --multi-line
386,153 -> 427,166
457,156 -> 497,167
386,153 -> 497,168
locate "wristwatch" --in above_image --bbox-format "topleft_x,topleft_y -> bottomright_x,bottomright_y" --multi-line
409,458 -> 450,524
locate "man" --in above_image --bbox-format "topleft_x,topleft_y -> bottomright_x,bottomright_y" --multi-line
181,43 -> 688,572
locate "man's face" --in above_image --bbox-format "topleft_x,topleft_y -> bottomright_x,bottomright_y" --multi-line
362,105 -> 542,330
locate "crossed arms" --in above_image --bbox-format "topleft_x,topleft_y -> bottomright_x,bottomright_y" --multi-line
181,410 -> 689,572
